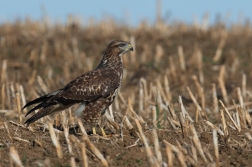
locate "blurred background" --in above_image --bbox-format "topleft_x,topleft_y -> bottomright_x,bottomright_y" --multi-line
1,0 -> 252,26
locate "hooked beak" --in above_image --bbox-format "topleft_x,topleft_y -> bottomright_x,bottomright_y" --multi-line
127,44 -> 134,52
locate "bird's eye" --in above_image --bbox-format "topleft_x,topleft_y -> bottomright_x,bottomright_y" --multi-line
118,43 -> 126,47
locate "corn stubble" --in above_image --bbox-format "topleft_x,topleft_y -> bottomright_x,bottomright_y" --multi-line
1,18 -> 252,167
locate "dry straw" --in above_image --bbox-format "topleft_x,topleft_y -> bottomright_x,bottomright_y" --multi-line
152,128 -> 162,164
233,100 -> 247,129
163,140 -> 187,167
19,85 -> 27,113
219,100 -> 240,132
9,146 -> 24,167
1,59 -> 7,83
242,74 -> 247,98
218,65 -> 229,105
213,37 -> 226,62
130,36 -> 136,63
63,124 -> 73,155
186,87 -> 205,118
205,120 -> 224,136
118,92 -> 145,124
213,129 -> 219,167
47,122 -> 63,158
212,83 -> 219,113
164,141 -> 173,167
178,95 -> 193,122
220,109 -> 229,137
237,87 -> 244,108
15,93 -> 22,123
105,111 -> 120,131
192,75 -> 206,116
13,137 -> 30,144
81,142 -> 88,167
4,122 -> 12,140
122,115 -> 134,130
77,118 -> 87,135
164,75 -> 171,102
9,120 -> 34,132
82,136 -> 109,167
196,48 -> 204,84
168,56 -> 177,82
70,157 -> 77,167
1,83 -> 5,109
135,119 -> 159,167
190,124 -> 208,163
139,80 -> 144,112
178,46 -> 186,72
69,120 -> 108,166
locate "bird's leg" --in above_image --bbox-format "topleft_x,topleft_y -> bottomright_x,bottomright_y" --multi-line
100,127 -> 107,137
92,127 -> 96,135
92,127 -> 106,137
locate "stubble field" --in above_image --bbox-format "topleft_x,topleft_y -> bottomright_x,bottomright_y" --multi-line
1,19 -> 252,166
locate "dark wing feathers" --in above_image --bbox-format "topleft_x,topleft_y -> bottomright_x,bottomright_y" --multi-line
58,68 -> 120,101
25,105 -> 55,124
25,102 -> 48,117
22,95 -> 48,110
24,68 -> 121,124
22,89 -> 61,110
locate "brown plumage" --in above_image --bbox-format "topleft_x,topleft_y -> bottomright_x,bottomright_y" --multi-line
23,40 -> 133,129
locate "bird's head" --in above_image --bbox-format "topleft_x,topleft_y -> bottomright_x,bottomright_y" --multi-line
106,40 -> 133,56
97,40 -> 134,68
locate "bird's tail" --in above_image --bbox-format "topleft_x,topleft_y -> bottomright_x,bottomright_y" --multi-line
25,105 -> 55,124
24,103 -> 73,125
22,89 -> 61,110
23,89 -> 65,125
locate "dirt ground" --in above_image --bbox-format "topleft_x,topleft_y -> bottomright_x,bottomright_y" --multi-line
1,20 -> 252,166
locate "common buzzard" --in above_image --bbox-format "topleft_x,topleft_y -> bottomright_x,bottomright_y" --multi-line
23,40 -> 133,135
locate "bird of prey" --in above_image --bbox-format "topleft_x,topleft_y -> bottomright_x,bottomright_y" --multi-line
23,40 -> 133,135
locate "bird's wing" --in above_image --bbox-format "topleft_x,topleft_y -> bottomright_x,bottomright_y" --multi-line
57,68 -> 121,102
